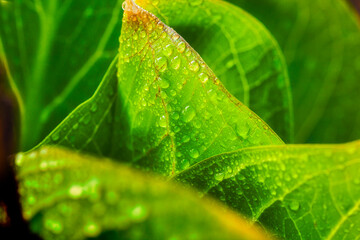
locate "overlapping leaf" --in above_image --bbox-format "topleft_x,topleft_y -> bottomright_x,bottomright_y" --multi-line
228,0 -> 360,143
0,0 -> 123,150
135,0 -> 293,142
14,146 -> 271,240
39,0 -> 283,176
174,141 -> 360,239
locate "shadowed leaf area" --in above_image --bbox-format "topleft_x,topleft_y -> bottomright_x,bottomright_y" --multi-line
15,146 -> 271,240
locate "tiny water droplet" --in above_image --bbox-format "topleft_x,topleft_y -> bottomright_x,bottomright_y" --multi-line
15,153 -> 24,166
140,31 -> 146,38
171,112 -> 179,120
73,123 -> 79,130
185,48 -> 192,57
182,106 -> 196,122
133,32 -> 138,40
189,60 -> 199,72
51,132 -> 60,141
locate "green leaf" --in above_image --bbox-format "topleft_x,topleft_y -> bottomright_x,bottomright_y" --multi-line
0,0 -> 123,150
36,56 -> 132,161
135,0 -> 294,142
14,146 -> 271,240
174,141 -> 360,239
117,0 -> 283,175
227,0 -> 360,143
39,0 -> 283,176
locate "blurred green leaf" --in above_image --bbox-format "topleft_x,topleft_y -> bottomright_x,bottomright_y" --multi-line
0,0 -> 123,150
227,0 -> 360,143
39,0 -> 283,176
136,0 -> 294,142
175,141 -> 360,239
15,146 -> 271,240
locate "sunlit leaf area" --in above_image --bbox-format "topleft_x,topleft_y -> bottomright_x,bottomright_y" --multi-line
1,0 -> 360,239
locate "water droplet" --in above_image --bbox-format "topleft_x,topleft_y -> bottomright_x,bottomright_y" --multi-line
155,57 -> 167,72
182,106 -> 196,122
215,172 -> 225,181
171,56 -> 181,70
51,132 -> 60,142
171,112 -> 179,120
27,195 -> 36,205
159,115 -> 167,128
289,200 -> 300,211
68,185 -> 83,199
182,135 -> 190,143
163,44 -> 173,57
84,222 -> 101,237
122,1 -> 126,10
133,32 -> 138,40
140,31 -> 146,38
185,48 -> 192,57
131,204 -> 147,221
235,122 -> 249,140
147,23 -> 153,31
90,103 -> 97,112
158,77 -> 169,88
189,0 -> 203,6
45,218 -> 63,234
189,149 -> 200,159
73,123 -> 79,130
177,42 -> 186,53
172,34 -> 180,41
15,153 -> 24,166
189,60 -> 199,72
199,72 -> 209,83
82,114 -> 91,125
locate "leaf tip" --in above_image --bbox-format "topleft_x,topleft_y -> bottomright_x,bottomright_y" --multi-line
122,0 -> 140,15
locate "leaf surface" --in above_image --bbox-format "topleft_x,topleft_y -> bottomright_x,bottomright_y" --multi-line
227,0 -> 360,143
14,146 -> 271,240
174,141 -> 360,239
0,0 -> 123,150
116,0 -> 283,175
39,0 -> 283,176
136,0 -> 294,142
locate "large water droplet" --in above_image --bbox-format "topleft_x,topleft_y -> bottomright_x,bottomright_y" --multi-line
155,57 -> 167,72
171,56 -> 181,70
189,149 -> 200,159
199,72 -> 209,83
182,106 -> 196,122
51,132 -> 60,142
131,204 -> 147,221
84,222 -> 101,237
45,218 -> 63,234
163,44 -> 173,57
159,115 -> 167,128
289,200 -> 300,211
68,185 -> 83,199
177,42 -> 186,53
90,103 -> 97,112
215,172 -> 225,181
158,77 -> 169,88
189,0 -> 203,6
189,60 -> 199,72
